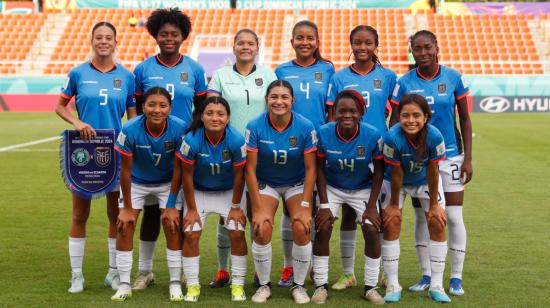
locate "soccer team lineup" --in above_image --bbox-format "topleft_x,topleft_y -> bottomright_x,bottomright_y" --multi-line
52,6 -> 475,305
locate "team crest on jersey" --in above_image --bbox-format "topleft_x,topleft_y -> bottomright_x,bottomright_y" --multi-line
374,79 -> 382,89
114,79 -> 122,89
222,150 -> 232,160
164,141 -> 174,151
438,83 -> 446,93
356,146 -> 365,156
255,78 -> 263,86
94,147 -> 111,167
314,72 -> 322,81
180,72 -> 188,82
71,148 -> 90,167
289,136 -> 298,147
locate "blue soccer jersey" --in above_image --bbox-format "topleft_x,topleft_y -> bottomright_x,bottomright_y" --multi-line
246,112 -> 317,187
134,55 -> 207,123
327,64 -> 397,133
317,122 -> 383,190
275,60 -> 335,130
61,62 -> 135,132
114,115 -> 188,184
382,124 -> 446,186
176,125 -> 246,191
390,65 -> 470,158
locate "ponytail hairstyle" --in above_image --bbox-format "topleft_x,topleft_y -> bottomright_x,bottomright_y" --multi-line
143,86 -> 172,105
333,89 -> 366,118
410,30 -> 439,64
398,94 -> 432,163
186,96 -> 231,134
90,21 -> 117,62
292,20 -> 332,64
265,79 -> 294,100
349,25 -> 382,67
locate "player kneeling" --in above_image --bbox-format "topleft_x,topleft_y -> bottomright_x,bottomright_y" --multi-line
112,87 -> 188,302
174,96 -> 248,302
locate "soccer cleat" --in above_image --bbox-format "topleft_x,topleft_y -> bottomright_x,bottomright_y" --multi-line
429,285 -> 452,303
384,284 -> 402,303
104,269 -> 120,290
278,266 -> 294,287
364,287 -> 385,305
209,269 -> 231,288
111,283 -> 132,302
253,272 -> 260,289
311,285 -> 328,304
409,275 -> 431,292
331,274 -> 357,290
169,282 -> 184,302
449,278 -> 465,296
184,285 -> 201,302
68,272 -> 85,293
231,284 -> 246,301
251,284 -> 272,303
291,284 -> 310,304
132,271 -> 155,290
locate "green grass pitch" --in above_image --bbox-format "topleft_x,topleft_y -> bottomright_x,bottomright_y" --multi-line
0,112 -> 549,307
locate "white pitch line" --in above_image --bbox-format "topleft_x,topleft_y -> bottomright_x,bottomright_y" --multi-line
4,148 -> 58,152
0,136 -> 60,152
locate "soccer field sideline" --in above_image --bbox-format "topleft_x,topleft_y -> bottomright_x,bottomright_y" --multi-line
0,112 -> 549,307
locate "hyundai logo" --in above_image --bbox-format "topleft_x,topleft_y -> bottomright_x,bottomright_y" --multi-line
479,97 -> 510,113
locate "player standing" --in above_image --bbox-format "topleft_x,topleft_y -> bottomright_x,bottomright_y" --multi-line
391,30 -> 472,296
55,21 -> 136,293
246,80 -> 317,304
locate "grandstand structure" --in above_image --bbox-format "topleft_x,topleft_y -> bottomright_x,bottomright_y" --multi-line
1,8 -> 549,76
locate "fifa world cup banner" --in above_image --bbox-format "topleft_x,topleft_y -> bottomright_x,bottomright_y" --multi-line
60,129 -> 119,199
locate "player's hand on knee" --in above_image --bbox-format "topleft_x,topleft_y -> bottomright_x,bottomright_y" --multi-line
162,208 -> 180,234
427,204 -> 447,230
382,204 -> 401,229
253,214 -> 273,239
117,208 -> 135,235
315,208 -> 334,232
227,207 -> 246,231
292,211 -> 312,236
363,206 -> 381,232
182,209 -> 202,232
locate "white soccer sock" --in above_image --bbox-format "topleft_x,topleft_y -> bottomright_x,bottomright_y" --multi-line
292,242 -> 312,285
252,241 -> 272,286
340,230 -> 357,275
446,205 -> 466,279
382,239 -> 400,287
182,256 -> 200,286
231,254 -> 247,286
280,215 -> 294,267
68,237 -> 85,274
108,237 -> 117,270
116,250 -> 133,285
364,255 -> 381,287
414,208 -> 431,277
312,255 -> 329,286
138,240 -> 156,273
166,249 -> 182,284
429,240 -> 447,288
217,224 -> 231,271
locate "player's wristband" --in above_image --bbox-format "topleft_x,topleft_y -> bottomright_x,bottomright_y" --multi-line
300,201 -> 310,208
166,193 -> 177,209
318,203 -> 330,209
231,203 -> 241,209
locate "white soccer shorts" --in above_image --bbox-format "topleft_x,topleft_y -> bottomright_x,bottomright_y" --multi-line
118,182 -> 183,210
326,185 -> 379,225
439,154 -> 465,193
379,178 -> 446,211
183,189 -> 245,232
258,182 -> 304,201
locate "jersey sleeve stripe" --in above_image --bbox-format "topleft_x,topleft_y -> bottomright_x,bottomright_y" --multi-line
384,158 -> 400,166
60,93 -> 72,99
326,100 -> 334,106
373,154 -> 384,160
246,146 -> 258,152
176,152 -> 195,165
456,91 -> 471,101
317,153 -> 326,157
390,98 -> 400,105
430,156 -> 446,163
135,92 -> 143,96
233,160 -> 247,167
304,147 -> 317,154
195,91 -> 207,96
114,145 -> 132,157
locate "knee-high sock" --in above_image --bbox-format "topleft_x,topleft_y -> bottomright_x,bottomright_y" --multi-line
292,242 -> 312,285
340,230 -> 357,276
69,237 -> 85,274
364,255 -> 381,287
280,215 -> 293,268
312,255 -> 329,287
446,205 -> 466,280
414,208 -> 431,277
182,256 -> 200,286
382,239 -> 400,287
166,249 -> 182,283
231,254 -> 247,286
108,237 -> 117,270
116,250 -> 133,285
217,224 -> 231,271
429,240 -> 447,288
252,242 -> 272,285
138,240 -> 156,273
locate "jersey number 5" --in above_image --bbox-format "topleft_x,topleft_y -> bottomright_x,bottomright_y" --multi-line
99,89 -> 108,106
